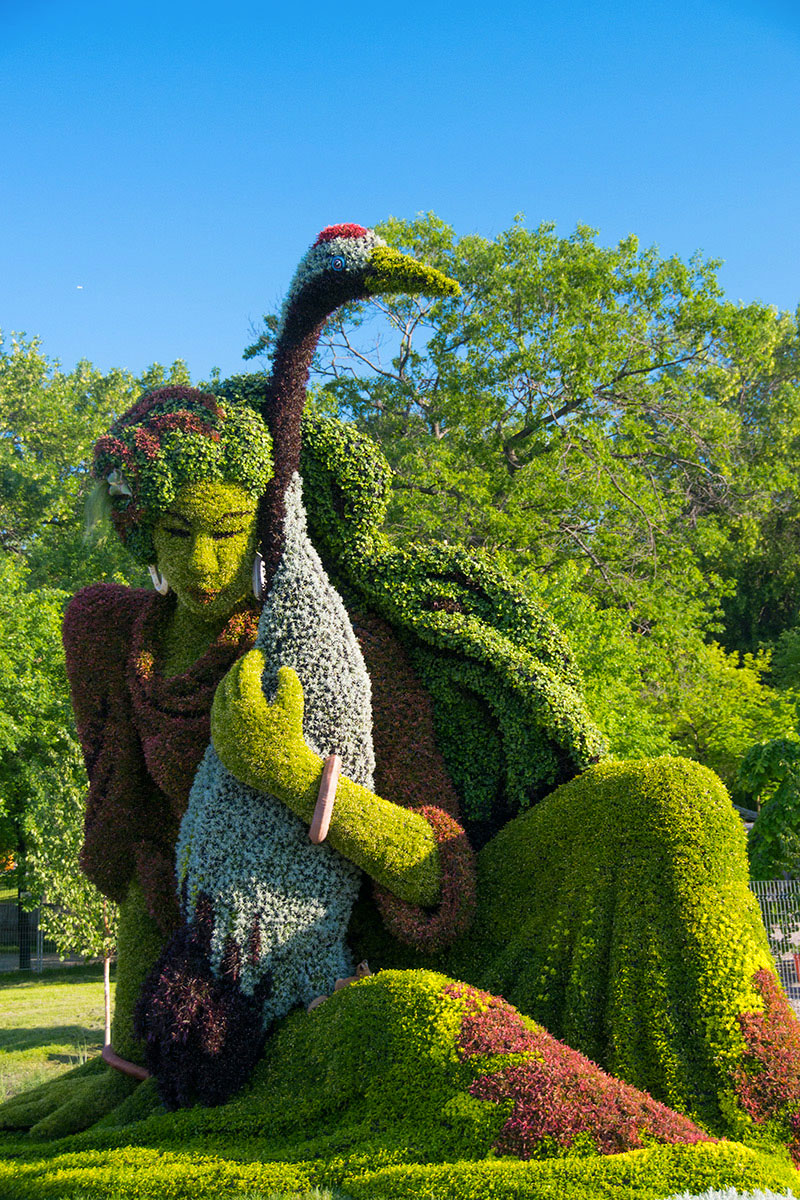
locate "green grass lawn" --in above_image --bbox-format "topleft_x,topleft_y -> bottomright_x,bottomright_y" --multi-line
0,962 -> 109,1103
0,866 -> 19,902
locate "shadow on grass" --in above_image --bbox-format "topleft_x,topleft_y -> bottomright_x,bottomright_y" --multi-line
0,964 -> 115,990
0,1026 -> 103,1055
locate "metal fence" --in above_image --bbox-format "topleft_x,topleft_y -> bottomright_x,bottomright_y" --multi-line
749,879 -> 800,992
0,900 -> 86,974
0,900 -> 46,972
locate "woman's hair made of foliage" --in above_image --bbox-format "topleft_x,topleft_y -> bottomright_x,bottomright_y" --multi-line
87,385 -> 273,563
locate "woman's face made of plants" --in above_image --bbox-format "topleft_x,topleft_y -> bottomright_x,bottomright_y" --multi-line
152,481 -> 258,620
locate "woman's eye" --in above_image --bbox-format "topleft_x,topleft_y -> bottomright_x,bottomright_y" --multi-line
212,528 -> 248,540
330,254 -> 345,272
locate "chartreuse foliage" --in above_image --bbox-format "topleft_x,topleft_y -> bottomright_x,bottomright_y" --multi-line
111,880 -> 168,1065
1,972 -> 798,1199
0,1144 -> 796,1200
340,1149 -> 797,1200
210,653 -> 440,906
446,757 -> 776,1135
152,479 -> 259,672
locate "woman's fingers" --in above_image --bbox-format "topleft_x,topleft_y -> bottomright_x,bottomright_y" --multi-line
237,648 -> 267,702
274,665 -> 304,722
212,655 -> 305,762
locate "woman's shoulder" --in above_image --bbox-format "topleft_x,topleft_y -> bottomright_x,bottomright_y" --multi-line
63,582 -> 153,657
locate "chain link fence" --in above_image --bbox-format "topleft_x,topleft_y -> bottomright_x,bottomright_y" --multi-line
0,896 -> 86,973
749,879 -> 800,995
0,899 -> 45,972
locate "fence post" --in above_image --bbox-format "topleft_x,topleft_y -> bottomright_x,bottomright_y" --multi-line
34,920 -> 43,973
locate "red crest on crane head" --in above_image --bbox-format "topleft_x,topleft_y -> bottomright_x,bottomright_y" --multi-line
314,224 -> 369,245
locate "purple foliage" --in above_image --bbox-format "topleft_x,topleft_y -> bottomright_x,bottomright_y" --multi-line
734,968 -> 800,1164
444,983 -> 713,1158
134,894 -> 272,1109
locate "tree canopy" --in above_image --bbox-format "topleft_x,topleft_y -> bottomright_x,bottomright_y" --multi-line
0,333 -> 196,955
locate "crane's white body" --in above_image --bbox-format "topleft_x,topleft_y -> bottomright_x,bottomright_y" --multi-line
177,473 -> 374,1023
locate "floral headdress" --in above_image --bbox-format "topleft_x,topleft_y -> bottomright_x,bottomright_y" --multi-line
92,385 -> 273,563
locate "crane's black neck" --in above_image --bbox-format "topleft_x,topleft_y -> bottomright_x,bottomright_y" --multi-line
255,282 -> 362,589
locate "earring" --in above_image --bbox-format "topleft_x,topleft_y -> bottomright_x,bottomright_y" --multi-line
252,550 -> 267,601
148,565 -> 169,595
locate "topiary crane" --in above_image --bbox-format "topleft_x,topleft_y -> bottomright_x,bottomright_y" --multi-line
134,224 -> 494,1107
250,223 -> 461,593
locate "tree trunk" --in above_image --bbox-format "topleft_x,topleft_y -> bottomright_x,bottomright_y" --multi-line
103,898 -> 111,1045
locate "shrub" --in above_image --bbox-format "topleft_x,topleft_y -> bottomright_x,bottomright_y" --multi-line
340,1142 -> 798,1200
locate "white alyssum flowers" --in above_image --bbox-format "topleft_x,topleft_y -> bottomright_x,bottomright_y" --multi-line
666,1190 -> 798,1199
177,473 -> 374,1024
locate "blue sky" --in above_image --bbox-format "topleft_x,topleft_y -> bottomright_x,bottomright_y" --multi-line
2,0 -> 799,381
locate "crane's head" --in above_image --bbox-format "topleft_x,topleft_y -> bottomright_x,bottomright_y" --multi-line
253,224 -> 459,595
277,223 -> 460,339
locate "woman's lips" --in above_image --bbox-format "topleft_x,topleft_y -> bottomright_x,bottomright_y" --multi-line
187,587 -> 220,605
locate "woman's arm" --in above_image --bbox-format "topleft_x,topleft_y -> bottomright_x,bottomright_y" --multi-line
210,651 -> 441,906
63,585 -> 150,903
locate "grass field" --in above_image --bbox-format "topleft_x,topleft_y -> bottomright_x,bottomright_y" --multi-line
0,963 -> 109,1104
1,866 -> 19,903
0,966 -> 341,1198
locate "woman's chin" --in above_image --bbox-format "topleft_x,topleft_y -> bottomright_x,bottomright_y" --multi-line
175,587 -> 245,621
187,587 -> 222,608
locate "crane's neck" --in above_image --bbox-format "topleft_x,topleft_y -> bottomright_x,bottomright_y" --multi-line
256,293 -> 338,587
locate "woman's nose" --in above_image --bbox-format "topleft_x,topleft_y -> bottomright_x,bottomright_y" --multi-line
188,533 -> 218,575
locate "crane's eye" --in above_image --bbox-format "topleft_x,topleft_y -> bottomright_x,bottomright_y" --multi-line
330,254 -> 346,272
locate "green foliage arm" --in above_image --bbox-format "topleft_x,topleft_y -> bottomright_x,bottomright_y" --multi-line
211,651 -> 440,906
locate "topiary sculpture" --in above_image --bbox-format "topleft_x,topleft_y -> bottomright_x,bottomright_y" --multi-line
2,225 -> 800,1192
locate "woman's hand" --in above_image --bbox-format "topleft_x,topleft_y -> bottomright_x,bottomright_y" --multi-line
212,649 -> 443,907
211,650 -> 320,817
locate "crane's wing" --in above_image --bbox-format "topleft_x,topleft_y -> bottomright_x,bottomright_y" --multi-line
300,414 -> 607,846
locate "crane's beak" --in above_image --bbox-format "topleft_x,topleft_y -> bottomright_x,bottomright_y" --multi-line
364,245 -> 460,298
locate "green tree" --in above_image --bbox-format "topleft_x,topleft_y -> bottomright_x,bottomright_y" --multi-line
0,332 -> 198,593
739,729 -> 800,879
524,560 -> 796,780
1,335 -> 131,557
0,554 -> 118,969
